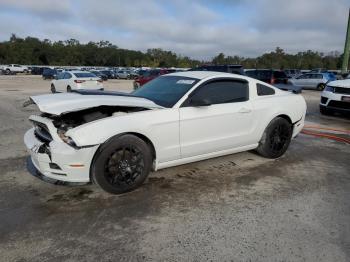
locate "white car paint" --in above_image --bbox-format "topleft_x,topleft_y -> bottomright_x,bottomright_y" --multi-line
24,71 -> 306,183
51,70 -> 103,92
320,79 -> 350,113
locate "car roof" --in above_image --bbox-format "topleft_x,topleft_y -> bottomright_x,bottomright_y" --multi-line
66,70 -> 91,74
166,71 -> 251,81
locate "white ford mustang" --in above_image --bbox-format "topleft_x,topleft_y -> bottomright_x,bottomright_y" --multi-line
24,71 -> 306,194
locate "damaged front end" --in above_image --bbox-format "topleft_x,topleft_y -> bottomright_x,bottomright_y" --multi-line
24,92 -> 160,183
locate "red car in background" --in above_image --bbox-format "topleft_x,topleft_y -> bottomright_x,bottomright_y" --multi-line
133,69 -> 176,90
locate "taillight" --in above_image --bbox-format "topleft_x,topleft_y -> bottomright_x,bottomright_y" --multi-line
74,80 -> 85,83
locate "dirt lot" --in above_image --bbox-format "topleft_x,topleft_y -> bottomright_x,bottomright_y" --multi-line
0,75 -> 349,261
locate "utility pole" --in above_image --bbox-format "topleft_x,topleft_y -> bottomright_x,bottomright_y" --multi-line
341,8 -> 350,73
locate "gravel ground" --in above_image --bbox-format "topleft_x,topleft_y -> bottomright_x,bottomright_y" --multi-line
0,75 -> 349,261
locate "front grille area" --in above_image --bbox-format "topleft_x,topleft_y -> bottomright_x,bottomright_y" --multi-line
320,96 -> 328,104
328,100 -> 350,110
33,122 -> 53,143
334,87 -> 350,95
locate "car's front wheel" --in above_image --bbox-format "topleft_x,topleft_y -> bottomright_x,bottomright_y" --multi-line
91,134 -> 152,194
256,117 -> 292,159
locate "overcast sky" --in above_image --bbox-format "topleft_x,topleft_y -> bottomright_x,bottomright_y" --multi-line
0,0 -> 348,59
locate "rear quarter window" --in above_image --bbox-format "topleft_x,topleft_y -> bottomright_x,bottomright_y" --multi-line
256,83 -> 275,96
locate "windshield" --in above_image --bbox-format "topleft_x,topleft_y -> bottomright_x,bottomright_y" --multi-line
132,76 -> 199,107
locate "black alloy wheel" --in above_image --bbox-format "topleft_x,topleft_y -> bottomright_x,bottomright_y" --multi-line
257,117 -> 292,158
92,134 -> 152,194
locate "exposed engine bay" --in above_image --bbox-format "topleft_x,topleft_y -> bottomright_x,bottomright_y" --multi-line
47,105 -> 148,130
32,106 -> 150,145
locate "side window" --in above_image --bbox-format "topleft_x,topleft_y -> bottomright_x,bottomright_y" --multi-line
257,83 -> 275,96
317,74 -> 323,79
57,72 -> 64,79
190,80 -> 248,105
64,73 -> 72,79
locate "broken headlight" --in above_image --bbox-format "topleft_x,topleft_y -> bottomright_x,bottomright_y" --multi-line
58,130 -> 77,147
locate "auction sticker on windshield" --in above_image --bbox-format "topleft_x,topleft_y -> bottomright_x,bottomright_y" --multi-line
176,79 -> 196,84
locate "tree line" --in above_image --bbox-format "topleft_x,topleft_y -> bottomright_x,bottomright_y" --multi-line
0,34 -> 343,69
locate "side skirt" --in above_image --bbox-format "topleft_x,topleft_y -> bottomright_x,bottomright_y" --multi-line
155,144 -> 258,171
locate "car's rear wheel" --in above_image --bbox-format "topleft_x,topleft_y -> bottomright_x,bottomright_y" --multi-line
5,69 -> 10,75
317,83 -> 325,91
67,86 -> 72,92
51,84 -> 56,93
91,134 -> 152,194
257,117 -> 292,159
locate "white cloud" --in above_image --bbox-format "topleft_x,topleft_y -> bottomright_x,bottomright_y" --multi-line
0,0 -> 348,59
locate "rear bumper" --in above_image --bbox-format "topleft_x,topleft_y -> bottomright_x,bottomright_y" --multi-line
24,128 -> 99,183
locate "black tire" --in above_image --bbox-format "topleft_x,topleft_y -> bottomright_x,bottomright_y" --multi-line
317,83 -> 325,91
51,84 -> 56,93
320,105 -> 333,115
67,86 -> 72,92
91,134 -> 152,194
5,69 -> 10,75
256,117 -> 292,159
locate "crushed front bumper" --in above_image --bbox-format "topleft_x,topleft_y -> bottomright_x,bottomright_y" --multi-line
24,128 -> 99,183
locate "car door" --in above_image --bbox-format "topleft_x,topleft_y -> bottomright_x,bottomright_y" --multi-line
179,78 -> 254,158
293,74 -> 308,86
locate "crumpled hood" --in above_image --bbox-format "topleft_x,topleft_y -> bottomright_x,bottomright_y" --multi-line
29,93 -> 163,115
328,79 -> 350,88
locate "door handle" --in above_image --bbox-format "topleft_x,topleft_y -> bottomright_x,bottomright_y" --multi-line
238,107 -> 252,113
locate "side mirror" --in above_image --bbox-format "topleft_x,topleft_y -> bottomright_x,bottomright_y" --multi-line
190,97 -> 211,107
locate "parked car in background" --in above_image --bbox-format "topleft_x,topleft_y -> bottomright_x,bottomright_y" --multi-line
116,70 -> 130,79
50,71 -> 103,93
42,68 -> 58,80
128,70 -> 139,79
133,69 -> 176,89
245,69 -> 288,84
3,64 -> 29,74
289,73 -> 336,90
328,70 -> 343,80
100,70 -> 114,79
24,71 -> 306,194
320,79 -> 350,115
90,70 -> 108,81
310,68 -> 328,73
31,66 -> 47,75
284,69 -> 301,78
190,64 -> 244,75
